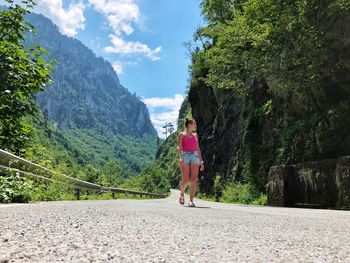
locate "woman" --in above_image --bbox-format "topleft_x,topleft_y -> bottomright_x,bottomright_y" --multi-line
177,117 -> 204,207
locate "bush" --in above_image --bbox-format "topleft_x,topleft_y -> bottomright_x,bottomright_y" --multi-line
139,166 -> 170,194
251,194 -> 267,205
220,182 -> 260,205
0,171 -> 32,203
123,165 -> 170,195
31,177 -> 75,201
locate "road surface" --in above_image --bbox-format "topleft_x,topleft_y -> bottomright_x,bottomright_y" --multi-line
1,190 -> 350,262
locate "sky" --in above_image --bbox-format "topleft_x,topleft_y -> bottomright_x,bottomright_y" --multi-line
10,0 -> 204,137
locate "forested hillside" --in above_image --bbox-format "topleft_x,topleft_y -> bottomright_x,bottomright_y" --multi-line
184,0 -> 350,202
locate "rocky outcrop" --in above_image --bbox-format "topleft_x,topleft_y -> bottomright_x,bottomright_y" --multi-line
268,156 -> 350,209
189,79 -> 275,195
189,84 -> 241,195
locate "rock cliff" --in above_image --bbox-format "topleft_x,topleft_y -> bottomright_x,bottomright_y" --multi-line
188,11 -> 350,203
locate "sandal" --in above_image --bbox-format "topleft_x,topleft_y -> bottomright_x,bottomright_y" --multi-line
188,202 -> 196,207
179,196 -> 185,205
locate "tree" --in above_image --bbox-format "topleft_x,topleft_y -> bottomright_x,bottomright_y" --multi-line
200,0 -> 238,23
138,166 -> 170,194
81,164 -> 100,184
0,0 -> 54,155
99,159 -> 123,187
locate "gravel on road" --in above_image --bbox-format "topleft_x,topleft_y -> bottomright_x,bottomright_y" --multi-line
1,189 -> 350,262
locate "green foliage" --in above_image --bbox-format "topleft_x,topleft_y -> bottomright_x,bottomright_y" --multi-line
58,128 -> 158,178
241,95 -> 276,192
99,160 -> 122,187
220,182 -> 260,204
24,109 -> 158,182
195,0 -> 350,105
80,164 -> 100,184
329,0 -> 350,11
251,194 -> 267,205
196,181 -> 267,205
243,107 -> 264,189
123,165 -> 170,195
139,166 -> 170,194
31,178 -> 74,201
0,0 -> 53,155
200,0 -> 237,23
24,113 -> 87,178
0,171 -> 32,203
154,133 -> 181,188
277,117 -> 314,164
20,111 -> 159,198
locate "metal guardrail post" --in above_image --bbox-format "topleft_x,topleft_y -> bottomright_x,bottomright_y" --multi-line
76,189 -> 80,200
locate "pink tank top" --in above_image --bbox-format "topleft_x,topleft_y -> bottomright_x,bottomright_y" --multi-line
182,133 -> 198,152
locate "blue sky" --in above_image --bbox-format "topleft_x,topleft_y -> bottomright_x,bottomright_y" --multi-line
20,0 -> 203,137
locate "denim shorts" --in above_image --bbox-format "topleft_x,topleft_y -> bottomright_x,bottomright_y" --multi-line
181,151 -> 200,165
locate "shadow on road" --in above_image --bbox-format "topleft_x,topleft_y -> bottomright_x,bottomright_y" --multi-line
183,206 -> 211,209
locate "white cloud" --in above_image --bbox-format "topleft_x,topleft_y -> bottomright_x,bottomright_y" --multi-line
89,0 -> 161,61
143,94 -> 185,138
144,94 -> 184,109
105,34 -> 161,61
34,0 -> 86,37
88,0 -> 139,36
150,109 -> 181,138
112,61 -> 123,74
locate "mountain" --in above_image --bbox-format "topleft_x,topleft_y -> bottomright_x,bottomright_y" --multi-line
20,13 -> 158,178
25,13 -> 156,137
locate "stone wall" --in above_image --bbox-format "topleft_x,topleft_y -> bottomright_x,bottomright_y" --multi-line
267,156 -> 350,209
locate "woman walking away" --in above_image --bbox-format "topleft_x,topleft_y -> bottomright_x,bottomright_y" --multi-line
177,118 -> 204,207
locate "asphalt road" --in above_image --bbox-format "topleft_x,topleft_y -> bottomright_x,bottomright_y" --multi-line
1,190 -> 350,262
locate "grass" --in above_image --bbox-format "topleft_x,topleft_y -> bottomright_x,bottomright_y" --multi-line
195,183 -> 268,206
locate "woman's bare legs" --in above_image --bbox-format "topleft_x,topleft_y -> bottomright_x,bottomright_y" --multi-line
180,163 -> 190,198
189,164 -> 199,202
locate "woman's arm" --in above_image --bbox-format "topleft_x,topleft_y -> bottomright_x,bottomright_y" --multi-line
195,134 -> 204,170
177,133 -> 184,163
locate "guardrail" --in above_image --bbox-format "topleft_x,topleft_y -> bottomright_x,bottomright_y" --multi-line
0,149 -> 167,200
